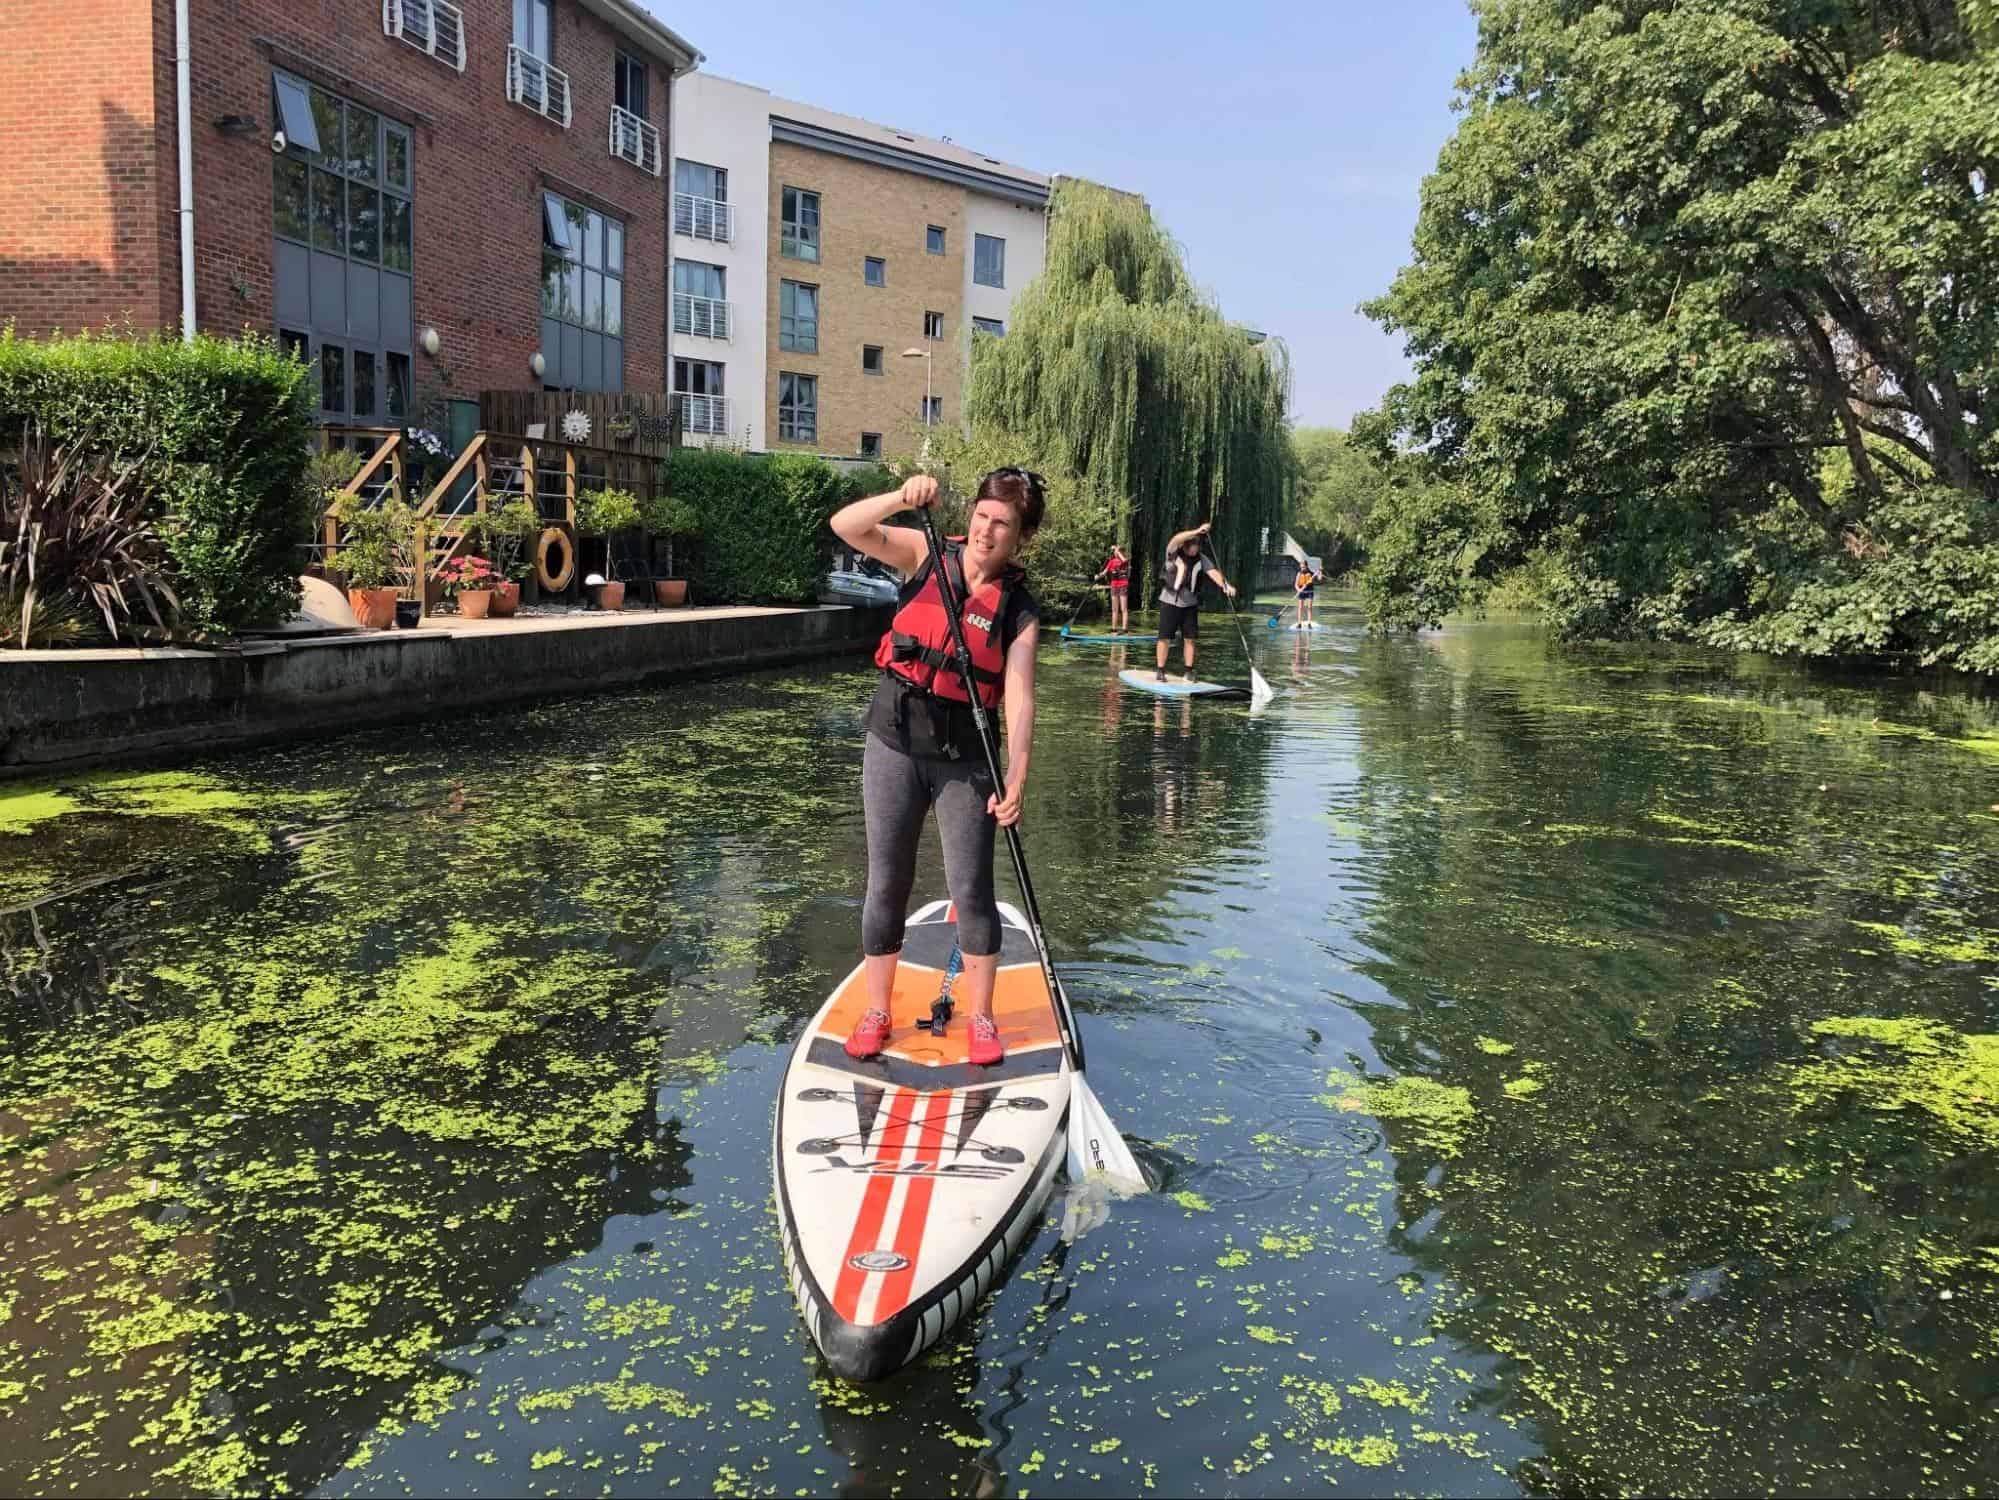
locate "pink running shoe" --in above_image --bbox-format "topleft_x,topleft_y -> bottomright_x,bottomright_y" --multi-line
845,1008 -> 892,1059
968,1013 -> 1005,1067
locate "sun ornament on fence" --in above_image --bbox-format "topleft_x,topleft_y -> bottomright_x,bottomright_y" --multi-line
561,410 -> 592,444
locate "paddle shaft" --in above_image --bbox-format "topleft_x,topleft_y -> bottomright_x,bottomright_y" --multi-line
914,503 -> 1086,1073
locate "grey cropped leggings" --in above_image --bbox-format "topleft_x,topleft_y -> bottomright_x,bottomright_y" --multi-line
862,731 -> 1001,957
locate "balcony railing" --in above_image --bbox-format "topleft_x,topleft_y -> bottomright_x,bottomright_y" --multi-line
673,193 -> 733,244
608,103 -> 662,175
382,0 -> 466,71
673,293 -> 731,342
675,393 -> 730,437
507,45 -> 571,126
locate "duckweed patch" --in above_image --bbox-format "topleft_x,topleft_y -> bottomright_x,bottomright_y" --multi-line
1320,1071 -> 1478,1160
1794,1017 -> 1999,1150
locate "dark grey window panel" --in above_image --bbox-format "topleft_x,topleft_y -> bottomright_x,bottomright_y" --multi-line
346,263 -> 380,344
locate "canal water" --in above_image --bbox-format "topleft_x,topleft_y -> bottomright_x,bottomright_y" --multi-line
3,595 -> 1997,1496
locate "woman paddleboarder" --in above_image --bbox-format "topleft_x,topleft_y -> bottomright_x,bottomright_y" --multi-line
1094,544 -> 1132,633
830,469 -> 1046,1068
1154,522 -> 1237,682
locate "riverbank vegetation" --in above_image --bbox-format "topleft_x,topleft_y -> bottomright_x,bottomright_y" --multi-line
1354,0 -> 1999,669
0,331 -> 314,643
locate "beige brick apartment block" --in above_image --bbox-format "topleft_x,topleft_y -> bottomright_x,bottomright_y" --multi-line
766,141 -> 969,459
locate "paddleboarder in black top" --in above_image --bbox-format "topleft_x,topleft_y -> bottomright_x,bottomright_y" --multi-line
1154,523 -> 1237,682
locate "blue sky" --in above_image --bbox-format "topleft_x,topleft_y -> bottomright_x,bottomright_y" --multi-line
658,0 -> 1481,429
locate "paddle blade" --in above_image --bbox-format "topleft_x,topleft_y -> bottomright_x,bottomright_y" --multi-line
1066,1073 -> 1149,1195
1250,665 -> 1275,706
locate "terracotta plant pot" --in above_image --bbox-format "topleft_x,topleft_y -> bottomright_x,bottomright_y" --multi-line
491,580 -> 520,618
591,581 -> 627,611
348,586 -> 397,630
655,578 -> 688,608
457,589 -> 493,620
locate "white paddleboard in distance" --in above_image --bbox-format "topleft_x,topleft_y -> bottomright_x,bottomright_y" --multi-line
1117,668 -> 1249,699
1287,621 -> 1326,632
774,899 -> 1069,1382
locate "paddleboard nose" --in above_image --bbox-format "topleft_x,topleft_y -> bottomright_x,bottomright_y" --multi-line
817,1311 -> 913,1383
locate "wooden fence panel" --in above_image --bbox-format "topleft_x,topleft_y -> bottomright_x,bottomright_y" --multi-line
478,391 -> 682,458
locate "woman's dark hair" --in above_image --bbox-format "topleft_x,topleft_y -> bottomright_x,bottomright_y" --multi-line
975,467 -> 1046,536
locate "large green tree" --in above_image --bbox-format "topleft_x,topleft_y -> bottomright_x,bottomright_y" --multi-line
1364,0 -> 1999,666
1290,425 -> 1393,571
965,180 -> 1293,596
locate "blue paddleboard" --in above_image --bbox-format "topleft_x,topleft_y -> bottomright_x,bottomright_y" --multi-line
1061,626 -> 1155,644
1118,668 -> 1249,700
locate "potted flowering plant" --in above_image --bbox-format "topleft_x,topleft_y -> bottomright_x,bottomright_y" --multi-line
463,499 -> 537,616
437,553 -> 501,620
575,486 -> 643,610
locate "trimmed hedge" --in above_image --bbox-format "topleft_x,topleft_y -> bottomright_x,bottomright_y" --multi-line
0,330 -> 315,633
666,448 -> 896,604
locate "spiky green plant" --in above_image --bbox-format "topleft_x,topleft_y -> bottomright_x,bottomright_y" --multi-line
0,425 -> 179,648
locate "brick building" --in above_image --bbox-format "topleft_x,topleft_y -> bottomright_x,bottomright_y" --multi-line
0,0 -> 699,435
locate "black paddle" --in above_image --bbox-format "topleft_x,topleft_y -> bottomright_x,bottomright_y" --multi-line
1200,545 -> 1275,704
906,494 -> 1147,1194
913,500 -> 1086,1071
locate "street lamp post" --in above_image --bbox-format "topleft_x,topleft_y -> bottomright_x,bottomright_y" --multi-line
901,346 -> 931,462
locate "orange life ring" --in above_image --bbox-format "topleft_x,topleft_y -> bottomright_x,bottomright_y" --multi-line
535,526 -> 576,592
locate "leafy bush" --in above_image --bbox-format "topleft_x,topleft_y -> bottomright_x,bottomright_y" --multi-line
0,330 -> 315,633
463,499 -> 538,583
665,449 -> 865,604
0,425 -> 179,647
328,493 -> 419,592
575,486 -> 643,538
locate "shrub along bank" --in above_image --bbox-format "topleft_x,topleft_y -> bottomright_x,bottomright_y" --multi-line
0,331 -> 315,639
665,448 -> 893,605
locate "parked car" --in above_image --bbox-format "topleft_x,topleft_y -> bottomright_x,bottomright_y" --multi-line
819,558 -> 900,607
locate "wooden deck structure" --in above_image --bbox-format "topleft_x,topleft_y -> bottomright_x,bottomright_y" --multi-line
315,396 -> 683,612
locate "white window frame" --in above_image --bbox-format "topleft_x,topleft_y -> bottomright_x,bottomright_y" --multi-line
779,373 -> 818,444
781,186 -> 820,262
923,310 -> 944,340
383,0 -> 466,72
779,280 -> 819,354
974,233 -> 1006,288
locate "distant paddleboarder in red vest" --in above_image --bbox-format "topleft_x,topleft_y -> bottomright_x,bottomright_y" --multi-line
830,469 -> 1047,1068
1094,544 -> 1132,632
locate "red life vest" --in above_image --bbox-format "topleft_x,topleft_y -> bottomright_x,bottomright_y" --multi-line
874,539 -> 1022,708
1105,554 -> 1129,582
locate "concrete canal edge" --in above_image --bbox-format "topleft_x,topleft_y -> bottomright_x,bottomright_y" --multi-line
0,604 -> 892,780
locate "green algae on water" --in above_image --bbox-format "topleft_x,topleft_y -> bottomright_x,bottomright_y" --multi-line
1794,1017 -> 1999,1150
1319,1070 -> 1477,1159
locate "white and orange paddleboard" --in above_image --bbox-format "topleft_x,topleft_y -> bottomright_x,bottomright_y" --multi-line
774,899 -> 1070,1382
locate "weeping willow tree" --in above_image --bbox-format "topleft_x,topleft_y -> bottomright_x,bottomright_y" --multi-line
965,180 -> 1292,597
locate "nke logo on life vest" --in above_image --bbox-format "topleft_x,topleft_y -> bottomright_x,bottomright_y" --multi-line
966,610 -> 994,633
